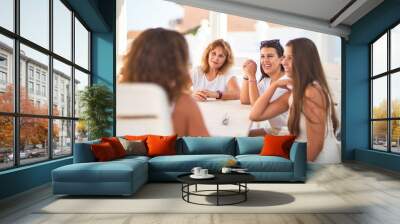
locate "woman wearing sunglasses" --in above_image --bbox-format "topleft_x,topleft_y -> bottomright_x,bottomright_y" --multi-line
241,39 -> 289,136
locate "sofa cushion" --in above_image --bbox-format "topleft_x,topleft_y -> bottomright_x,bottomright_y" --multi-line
124,135 -> 149,141
118,138 -> 147,156
236,155 -> 293,172
52,159 -> 147,183
260,135 -> 296,159
148,154 -> 235,172
91,142 -> 118,161
101,137 -> 127,158
236,137 -> 263,155
147,135 -> 177,157
74,140 -> 100,163
177,137 -> 236,155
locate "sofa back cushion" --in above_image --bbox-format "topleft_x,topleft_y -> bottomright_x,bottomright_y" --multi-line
73,139 -> 100,163
177,137 -> 235,155
236,137 -> 264,155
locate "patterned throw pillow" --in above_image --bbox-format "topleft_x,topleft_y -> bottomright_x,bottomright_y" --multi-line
118,137 -> 147,156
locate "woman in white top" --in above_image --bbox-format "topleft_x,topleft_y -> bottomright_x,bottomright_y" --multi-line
241,39 -> 289,136
191,39 -> 240,101
249,38 -> 340,164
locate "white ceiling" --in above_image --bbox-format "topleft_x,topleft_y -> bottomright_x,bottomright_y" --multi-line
168,0 -> 384,38
227,0 -> 353,23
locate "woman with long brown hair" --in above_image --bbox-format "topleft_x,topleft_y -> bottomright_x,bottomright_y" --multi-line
119,28 -> 209,137
249,38 -> 340,163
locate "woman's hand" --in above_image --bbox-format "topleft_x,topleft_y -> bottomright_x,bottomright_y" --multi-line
242,59 -> 257,80
273,78 -> 293,90
192,91 -> 208,101
201,90 -> 219,99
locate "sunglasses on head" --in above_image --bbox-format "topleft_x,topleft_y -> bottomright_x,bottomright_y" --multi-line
260,39 -> 280,47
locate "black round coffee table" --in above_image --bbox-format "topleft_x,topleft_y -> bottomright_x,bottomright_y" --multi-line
177,173 -> 255,206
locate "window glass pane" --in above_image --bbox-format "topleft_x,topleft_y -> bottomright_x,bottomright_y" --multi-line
391,120 -> 400,153
53,0 -> 72,60
372,33 -> 387,76
75,18 -> 89,69
0,116 -> 13,170
372,77 -> 387,119
372,121 -> 388,151
391,72 -> 400,118
0,0 -> 14,31
74,69 -> 89,118
75,120 -> 88,143
391,24 -> 400,70
53,59 -> 72,117
20,0 -> 49,49
20,117 -> 49,165
20,44 -> 49,115
53,119 -> 72,157
0,34 -> 14,112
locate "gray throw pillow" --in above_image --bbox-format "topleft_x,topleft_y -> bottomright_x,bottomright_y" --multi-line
118,137 -> 147,156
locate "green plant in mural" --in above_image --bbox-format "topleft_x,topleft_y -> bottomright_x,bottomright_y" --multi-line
79,84 -> 114,140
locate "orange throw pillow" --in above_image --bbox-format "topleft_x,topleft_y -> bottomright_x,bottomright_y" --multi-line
124,135 -> 149,141
91,142 -> 117,161
146,135 -> 177,157
101,137 -> 127,158
260,135 -> 296,159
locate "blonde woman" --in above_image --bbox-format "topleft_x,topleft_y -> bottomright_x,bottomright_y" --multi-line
191,39 -> 240,101
120,28 -> 209,137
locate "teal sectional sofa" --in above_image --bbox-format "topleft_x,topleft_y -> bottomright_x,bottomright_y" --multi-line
52,137 -> 306,196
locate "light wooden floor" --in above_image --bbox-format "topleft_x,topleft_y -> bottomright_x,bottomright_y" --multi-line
1,162 -> 400,224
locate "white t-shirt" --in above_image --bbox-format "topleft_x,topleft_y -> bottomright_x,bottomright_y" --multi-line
256,75 -> 289,133
191,66 -> 235,92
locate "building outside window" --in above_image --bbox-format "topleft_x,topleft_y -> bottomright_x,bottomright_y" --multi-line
28,81 -> 34,94
28,67 -> 34,80
42,85 -> 46,97
41,73 -> 46,83
0,54 -> 7,88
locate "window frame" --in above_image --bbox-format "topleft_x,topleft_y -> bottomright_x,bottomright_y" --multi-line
370,20 -> 400,154
0,0 -> 92,171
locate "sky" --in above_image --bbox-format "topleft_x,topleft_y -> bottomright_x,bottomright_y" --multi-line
126,0 -> 183,30
0,0 -> 89,74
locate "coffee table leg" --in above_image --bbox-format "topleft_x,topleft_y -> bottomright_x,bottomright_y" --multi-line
217,184 -> 219,206
245,183 -> 247,201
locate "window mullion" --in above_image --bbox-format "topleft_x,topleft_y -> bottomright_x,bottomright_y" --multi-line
387,29 -> 391,152
48,0 -> 54,160
71,11 -> 76,154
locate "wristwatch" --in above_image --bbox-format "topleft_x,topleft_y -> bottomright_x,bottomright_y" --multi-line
216,90 -> 223,99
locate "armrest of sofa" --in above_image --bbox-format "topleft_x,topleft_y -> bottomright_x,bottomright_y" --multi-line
289,142 -> 307,182
73,140 -> 100,163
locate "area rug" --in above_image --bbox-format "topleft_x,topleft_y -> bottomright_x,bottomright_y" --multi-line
37,183 -> 361,214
